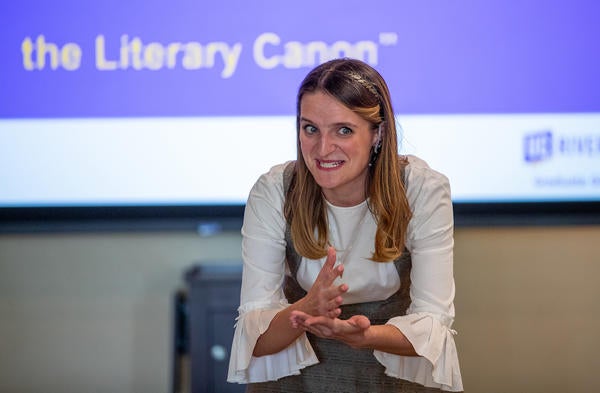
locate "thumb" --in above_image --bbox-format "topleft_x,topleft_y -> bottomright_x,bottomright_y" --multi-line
348,315 -> 371,330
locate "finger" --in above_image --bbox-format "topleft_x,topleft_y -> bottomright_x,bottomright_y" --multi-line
290,311 -> 310,327
304,315 -> 335,328
348,315 -> 371,330
327,295 -> 343,311
337,262 -> 344,278
316,247 -> 342,286
290,318 -> 299,329
328,308 -> 341,318
322,285 -> 348,305
290,310 -> 310,321
290,314 -> 303,328
324,246 -> 337,269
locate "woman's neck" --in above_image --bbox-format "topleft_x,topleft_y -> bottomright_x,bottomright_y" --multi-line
322,190 -> 367,207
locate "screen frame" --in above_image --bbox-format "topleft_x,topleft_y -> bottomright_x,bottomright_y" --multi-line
1,201 -> 599,233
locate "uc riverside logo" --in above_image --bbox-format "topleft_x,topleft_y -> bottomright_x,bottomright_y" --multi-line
524,131 -> 553,163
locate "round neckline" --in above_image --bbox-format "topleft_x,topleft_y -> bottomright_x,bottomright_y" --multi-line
324,198 -> 368,210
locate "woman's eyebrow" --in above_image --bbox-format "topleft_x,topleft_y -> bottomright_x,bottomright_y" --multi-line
330,121 -> 358,128
299,117 -> 358,128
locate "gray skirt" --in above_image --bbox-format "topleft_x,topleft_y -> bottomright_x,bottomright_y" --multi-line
245,300 -> 440,393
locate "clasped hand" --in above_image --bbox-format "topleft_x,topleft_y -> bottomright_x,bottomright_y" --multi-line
291,246 -> 371,348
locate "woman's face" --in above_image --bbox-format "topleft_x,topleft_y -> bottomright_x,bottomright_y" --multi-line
299,90 -> 377,206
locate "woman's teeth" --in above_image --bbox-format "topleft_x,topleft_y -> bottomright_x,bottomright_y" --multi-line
319,160 -> 343,168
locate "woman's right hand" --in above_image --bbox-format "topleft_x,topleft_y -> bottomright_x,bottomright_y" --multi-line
299,246 -> 348,318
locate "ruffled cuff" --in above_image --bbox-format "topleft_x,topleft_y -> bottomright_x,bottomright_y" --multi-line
373,312 -> 463,392
227,306 -> 319,383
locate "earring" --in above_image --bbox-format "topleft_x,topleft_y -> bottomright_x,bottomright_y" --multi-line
369,122 -> 383,166
368,142 -> 381,167
373,141 -> 381,155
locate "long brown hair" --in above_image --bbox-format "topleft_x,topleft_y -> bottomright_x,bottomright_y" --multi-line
284,58 -> 411,262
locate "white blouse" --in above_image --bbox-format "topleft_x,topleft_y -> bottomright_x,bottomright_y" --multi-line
227,155 -> 463,391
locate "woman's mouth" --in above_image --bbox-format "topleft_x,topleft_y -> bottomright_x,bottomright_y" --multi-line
317,160 -> 344,169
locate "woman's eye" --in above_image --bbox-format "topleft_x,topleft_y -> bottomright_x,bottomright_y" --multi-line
338,126 -> 353,135
303,125 -> 317,134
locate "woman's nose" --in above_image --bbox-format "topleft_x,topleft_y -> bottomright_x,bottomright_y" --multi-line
318,134 -> 336,156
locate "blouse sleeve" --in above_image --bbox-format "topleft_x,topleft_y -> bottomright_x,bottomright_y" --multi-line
227,164 -> 319,384
373,157 -> 463,391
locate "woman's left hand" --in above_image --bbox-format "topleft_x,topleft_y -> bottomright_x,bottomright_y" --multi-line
290,311 -> 371,348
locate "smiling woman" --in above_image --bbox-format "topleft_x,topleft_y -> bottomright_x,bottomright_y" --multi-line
298,91 -> 377,207
227,58 -> 463,392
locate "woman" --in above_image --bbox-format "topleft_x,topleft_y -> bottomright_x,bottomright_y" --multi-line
228,58 -> 463,392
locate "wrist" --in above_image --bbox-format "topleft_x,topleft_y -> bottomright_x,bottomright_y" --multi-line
294,297 -> 311,315
358,324 -> 377,349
